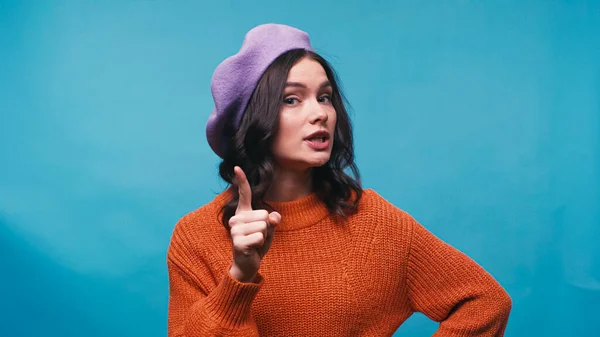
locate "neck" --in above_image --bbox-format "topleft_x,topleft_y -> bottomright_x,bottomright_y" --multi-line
265,166 -> 313,202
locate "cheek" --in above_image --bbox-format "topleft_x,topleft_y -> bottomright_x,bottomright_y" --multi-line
280,112 -> 305,133
274,115 -> 299,150
329,110 -> 337,130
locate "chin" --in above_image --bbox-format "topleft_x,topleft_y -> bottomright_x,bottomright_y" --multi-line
305,153 -> 332,167
275,151 -> 332,171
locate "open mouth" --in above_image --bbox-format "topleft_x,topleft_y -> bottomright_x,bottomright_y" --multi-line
304,130 -> 330,142
307,136 -> 328,143
304,131 -> 331,150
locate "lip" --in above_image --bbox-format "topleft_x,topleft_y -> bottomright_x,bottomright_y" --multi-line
304,130 -> 331,151
304,130 -> 330,141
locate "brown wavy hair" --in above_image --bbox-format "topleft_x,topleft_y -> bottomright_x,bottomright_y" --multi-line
218,49 -> 362,229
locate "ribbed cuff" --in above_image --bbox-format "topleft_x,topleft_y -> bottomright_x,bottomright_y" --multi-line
203,270 -> 264,329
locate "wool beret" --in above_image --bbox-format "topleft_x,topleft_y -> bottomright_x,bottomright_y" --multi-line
206,23 -> 313,158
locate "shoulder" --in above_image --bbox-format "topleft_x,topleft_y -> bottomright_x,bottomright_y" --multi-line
346,188 -> 419,259
357,188 -> 417,224
351,188 -> 425,242
167,189 -> 232,263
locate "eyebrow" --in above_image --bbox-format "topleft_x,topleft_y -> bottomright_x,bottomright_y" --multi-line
284,80 -> 331,89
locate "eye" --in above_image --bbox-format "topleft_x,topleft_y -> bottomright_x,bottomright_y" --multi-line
318,95 -> 332,103
284,97 -> 299,105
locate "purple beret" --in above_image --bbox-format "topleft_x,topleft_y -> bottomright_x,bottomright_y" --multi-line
206,23 -> 313,158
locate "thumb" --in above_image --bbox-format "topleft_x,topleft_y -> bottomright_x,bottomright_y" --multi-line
268,211 -> 282,228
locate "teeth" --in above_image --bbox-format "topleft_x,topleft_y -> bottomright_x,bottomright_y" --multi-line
307,135 -> 327,142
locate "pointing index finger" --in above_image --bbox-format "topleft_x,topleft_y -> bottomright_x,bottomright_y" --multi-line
234,166 -> 252,213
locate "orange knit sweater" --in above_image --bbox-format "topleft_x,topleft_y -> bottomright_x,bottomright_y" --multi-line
167,188 -> 511,336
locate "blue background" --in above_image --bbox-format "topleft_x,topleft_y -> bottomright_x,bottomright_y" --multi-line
1,0 -> 599,336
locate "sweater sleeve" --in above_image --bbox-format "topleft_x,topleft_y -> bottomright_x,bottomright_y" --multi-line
167,213 -> 264,337
406,219 -> 512,336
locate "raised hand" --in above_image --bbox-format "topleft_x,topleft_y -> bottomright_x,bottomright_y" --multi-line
228,166 -> 281,283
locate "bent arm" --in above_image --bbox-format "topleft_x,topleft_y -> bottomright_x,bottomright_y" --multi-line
167,255 -> 263,337
407,220 -> 512,336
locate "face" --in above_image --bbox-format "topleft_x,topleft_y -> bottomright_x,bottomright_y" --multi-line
271,57 -> 337,171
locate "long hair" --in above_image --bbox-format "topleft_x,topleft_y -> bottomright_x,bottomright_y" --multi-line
218,49 -> 362,229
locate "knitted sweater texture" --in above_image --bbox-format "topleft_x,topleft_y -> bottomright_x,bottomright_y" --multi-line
167,188 -> 511,336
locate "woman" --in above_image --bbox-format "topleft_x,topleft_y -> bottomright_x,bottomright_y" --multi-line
167,23 -> 512,336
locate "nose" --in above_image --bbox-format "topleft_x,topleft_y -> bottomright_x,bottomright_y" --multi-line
308,99 -> 328,124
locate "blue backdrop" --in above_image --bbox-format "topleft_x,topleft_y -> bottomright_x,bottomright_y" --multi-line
1,1 -> 599,336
